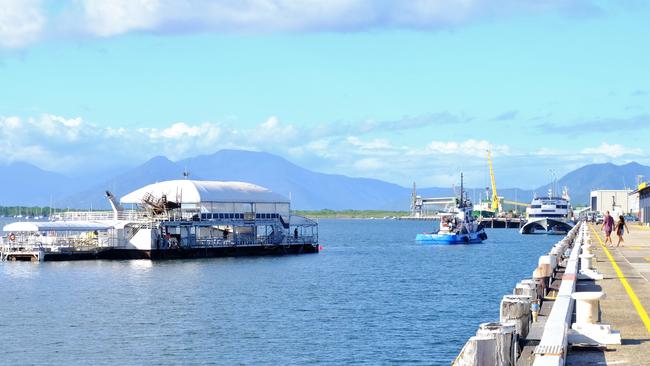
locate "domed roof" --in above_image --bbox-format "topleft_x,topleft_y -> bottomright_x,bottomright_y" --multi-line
120,180 -> 289,204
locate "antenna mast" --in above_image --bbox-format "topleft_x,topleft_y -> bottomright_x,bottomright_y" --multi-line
460,172 -> 464,208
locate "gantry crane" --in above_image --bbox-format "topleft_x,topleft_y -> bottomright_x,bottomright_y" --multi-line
487,149 -> 499,213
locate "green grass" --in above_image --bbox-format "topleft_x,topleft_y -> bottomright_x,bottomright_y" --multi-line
291,209 -> 410,219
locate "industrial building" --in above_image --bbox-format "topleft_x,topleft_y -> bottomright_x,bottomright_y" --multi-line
589,189 -> 637,216
632,183 -> 650,225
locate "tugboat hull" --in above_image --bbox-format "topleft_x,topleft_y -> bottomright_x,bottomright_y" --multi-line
416,231 -> 487,245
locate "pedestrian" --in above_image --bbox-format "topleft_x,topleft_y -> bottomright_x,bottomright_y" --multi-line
615,215 -> 630,247
601,210 -> 614,247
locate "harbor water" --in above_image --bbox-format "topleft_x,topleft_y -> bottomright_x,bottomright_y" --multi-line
0,218 -> 557,365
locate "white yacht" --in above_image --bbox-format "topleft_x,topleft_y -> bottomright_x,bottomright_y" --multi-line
520,187 -> 574,234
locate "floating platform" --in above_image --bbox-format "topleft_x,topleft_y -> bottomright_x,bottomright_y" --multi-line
1,243 -> 319,262
1,179 -> 320,263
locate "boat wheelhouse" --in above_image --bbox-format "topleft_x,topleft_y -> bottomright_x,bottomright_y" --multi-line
1,180 -> 318,261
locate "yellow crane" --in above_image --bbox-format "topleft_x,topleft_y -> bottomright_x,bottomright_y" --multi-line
487,149 -> 499,213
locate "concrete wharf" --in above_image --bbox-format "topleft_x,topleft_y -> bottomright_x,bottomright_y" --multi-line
565,223 -> 650,365
452,220 -> 650,366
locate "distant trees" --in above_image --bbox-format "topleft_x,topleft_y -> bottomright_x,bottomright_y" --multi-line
0,206 -> 68,217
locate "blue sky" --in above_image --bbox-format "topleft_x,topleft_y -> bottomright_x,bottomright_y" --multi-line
1,0 -> 649,189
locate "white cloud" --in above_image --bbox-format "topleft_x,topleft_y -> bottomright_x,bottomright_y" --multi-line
2,113 -> 647,190
81,0 -> 161,37
72,0 -> 602,36
0,0 -> 45,48
0,114 -> 297,171
0,0 -> 607,48
581,143 -> 643,158
353,157 -> 384,171
346,136 -> 392,151
250,116 -> 297,143
424,139 -> 509,157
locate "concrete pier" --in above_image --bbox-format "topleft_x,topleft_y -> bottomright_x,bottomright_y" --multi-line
565,223 -> 650,365
452,220 -> 650,365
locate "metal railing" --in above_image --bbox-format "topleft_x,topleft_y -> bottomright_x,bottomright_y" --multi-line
57,210 -> 147,221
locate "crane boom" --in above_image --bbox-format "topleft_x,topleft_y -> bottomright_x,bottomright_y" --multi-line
487,149 -> 499,213
502,199 -> 530,207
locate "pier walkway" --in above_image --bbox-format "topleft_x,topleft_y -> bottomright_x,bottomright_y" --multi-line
567,223 -> 650,365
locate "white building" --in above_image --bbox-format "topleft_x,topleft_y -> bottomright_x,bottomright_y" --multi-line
589,190 -> 637,216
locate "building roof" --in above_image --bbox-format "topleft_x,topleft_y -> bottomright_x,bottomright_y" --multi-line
120,180 -> 289,205
4,221 -> 115,232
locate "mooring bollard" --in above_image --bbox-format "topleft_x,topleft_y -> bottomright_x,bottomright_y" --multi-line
568,291 -> 621,345
579,253 -> 594,271
500,295 -> 532,339
572,292 -> 604,324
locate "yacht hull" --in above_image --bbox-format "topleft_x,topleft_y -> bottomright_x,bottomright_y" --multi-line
519,218 -> 574,235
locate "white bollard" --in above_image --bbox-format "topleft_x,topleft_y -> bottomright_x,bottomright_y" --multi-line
568,291 -> 621,345
579,253 -> 594,270
572,292 -> 604,324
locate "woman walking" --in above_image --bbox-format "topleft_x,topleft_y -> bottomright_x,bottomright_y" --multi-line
615,215 -> 630,247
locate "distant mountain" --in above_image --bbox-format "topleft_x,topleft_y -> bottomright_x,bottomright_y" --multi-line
3,151 -> 647,210
535,162 -> 650,205
178,150 -> 411,210
63,156 -> 189,209
0,162 -> 80,206
58,150 -> 416,210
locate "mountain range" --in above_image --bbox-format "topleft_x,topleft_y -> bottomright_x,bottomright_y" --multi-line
0,150 -> 645,210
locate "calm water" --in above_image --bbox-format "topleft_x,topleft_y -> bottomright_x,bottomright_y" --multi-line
0,218 -> 556,365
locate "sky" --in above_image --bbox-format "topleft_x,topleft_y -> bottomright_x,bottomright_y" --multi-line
1,0 -> 649,189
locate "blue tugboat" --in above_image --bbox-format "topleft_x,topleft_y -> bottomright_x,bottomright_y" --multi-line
416,173 -> 488,245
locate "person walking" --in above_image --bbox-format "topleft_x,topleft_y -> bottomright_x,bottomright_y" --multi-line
601,211 -> 614,246
615,215 -> 630,247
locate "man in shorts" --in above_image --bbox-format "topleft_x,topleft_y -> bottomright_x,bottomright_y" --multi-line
601,211 -> 614,246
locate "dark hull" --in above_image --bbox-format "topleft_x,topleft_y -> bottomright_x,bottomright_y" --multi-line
519,218 -> 574,235
39,244 -> 319,262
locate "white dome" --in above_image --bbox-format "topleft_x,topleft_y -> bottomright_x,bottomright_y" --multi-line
120,180 -> 289,204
